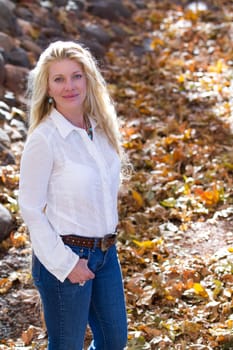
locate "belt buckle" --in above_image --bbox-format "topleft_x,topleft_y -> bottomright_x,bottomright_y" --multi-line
101,234 -> 116,252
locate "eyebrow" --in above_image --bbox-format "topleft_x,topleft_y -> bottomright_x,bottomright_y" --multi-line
51,70 -> 83,78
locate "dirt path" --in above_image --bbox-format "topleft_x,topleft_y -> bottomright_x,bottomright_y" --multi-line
182,220 -> 233,257
162,213 -> 233,259
1,212 -> 233,349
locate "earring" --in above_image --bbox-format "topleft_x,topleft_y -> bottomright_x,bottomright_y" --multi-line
48,97 -> 53,104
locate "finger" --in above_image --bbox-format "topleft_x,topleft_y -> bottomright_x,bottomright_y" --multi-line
82,259 -> 95,278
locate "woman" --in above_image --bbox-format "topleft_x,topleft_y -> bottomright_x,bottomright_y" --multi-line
18,40 -> 128,350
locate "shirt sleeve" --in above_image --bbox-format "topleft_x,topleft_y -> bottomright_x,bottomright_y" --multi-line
18,131 -> 79,282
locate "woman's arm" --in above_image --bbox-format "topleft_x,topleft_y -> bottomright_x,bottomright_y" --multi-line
18,131 -> 79,282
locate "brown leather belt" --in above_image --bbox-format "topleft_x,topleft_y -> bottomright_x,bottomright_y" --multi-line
61,234 -> 117,252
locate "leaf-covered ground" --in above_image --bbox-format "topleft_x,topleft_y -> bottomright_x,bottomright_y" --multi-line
2,0 -> 233,349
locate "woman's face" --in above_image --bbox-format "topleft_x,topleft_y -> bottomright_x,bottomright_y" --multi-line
48,58 -> 87,114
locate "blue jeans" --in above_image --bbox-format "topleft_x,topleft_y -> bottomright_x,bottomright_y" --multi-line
32,244 -> 128,350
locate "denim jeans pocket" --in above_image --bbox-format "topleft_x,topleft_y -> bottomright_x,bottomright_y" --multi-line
31,252 -> 41,283
68,245 -> 90,260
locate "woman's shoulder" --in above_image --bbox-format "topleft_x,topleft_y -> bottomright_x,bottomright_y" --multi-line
28,116 -> 57,142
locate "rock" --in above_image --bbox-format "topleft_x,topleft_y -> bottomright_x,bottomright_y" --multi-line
81,23 -> 112,46
20,39 -> 42,65
0,32 -> 15,53
21,39 -> 42,57
0,53 -> 5,86
110,23 -> 128,41
15,5 -> 34,21
53,0 -> 67,6
35,6 -> 62,29
0,0 -> 21,35
74,1 -> 85,11
8,121 -> 27,141
0,203 -> 14,242
0,127 -> 10,146
0,101 -> 11,123
40,27 -> 64,39
4,64 -> 29,95
17,4 -> 51,31
6,46 -> 31,68
0,141 -> 15,165
133,0 -> 147,9
17,18 -> 37,37
2,91 -> 18,108
11,106 -> 26,122
1,0 -> 15,11
87,1 -> 131,21
81,39 -> 106,60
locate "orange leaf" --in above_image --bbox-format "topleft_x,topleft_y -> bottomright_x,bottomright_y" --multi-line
172,148 -> 185,163
10,231 -> 27,248
195,185 -> 220,206
21,326 -> 37,345
0,278 -> 13,294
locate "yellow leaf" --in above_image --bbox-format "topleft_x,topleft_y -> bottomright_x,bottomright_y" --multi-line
193,283 -> 208,298
150,37 -> 165,50
227,320 -> 233,328
213,280 -> 222,297
131,190 -> 144,207
177,74 -> 185,83
133,240 -> 156,249
208,59 -> 226,74
228,247 -> 233,253
160,198 -> 176,208
183,128 -> 192,140
184,10 -> 200,21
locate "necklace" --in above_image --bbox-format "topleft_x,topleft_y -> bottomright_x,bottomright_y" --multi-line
84,115 -> 93,140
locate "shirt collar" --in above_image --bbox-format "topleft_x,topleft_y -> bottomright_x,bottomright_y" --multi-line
49,108 -> 97,139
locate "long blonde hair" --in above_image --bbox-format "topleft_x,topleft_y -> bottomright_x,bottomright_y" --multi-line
27,40 -> 122,155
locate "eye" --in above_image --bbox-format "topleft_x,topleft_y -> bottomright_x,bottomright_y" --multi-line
54,76 -> 64,83
73,73 -> 82,79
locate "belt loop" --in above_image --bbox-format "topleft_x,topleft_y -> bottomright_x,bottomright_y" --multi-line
92,238 -> 98,251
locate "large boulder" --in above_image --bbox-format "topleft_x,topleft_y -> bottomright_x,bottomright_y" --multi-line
5,46 -> 30,68
0,53 -> 5,86
0,0 -> 21,35
81,24 -> 112,46
4,64 -> 29,94
0,142 -> 15,165
87,0 -> 131,21
0,203 -> 14,242
0,32 -> 15,53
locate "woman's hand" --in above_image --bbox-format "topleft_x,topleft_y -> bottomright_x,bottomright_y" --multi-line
67,258 -> 95,284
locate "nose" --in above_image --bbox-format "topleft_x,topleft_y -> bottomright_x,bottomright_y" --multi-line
64,78 -> 75,90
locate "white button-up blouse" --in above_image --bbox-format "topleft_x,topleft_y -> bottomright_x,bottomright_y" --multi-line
19,108 -> 121,282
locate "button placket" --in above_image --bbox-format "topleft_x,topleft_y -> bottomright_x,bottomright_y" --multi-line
80,132 -> 115,230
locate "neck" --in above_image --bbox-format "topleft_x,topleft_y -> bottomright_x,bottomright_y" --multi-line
57,107 -> 85,128
69,115 -> 85,128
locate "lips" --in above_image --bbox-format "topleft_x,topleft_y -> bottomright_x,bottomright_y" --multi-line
63,94 -> 79,98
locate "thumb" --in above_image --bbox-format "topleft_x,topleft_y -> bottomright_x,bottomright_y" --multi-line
83,259 -> 95,278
